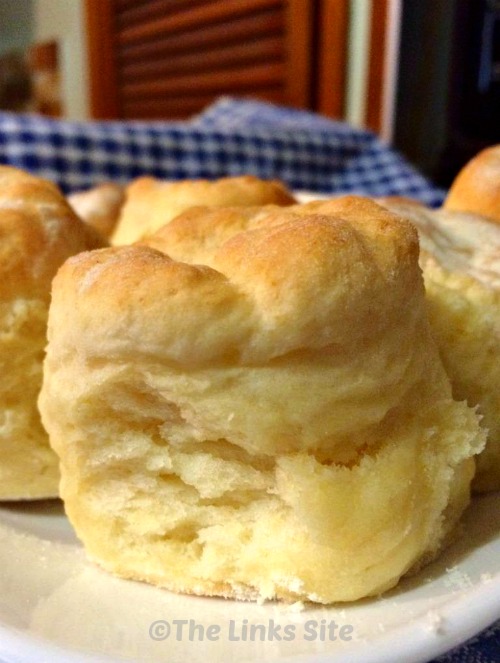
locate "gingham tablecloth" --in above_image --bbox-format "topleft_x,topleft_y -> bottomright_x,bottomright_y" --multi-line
0,96 -> 445,205
0,97 -> 498,662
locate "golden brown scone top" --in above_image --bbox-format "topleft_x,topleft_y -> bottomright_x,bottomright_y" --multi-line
68,182 -> 125,239
0,165 -> 104,301
444,144 -> 500,223
111,174 -> 297,245
376,195 -> 427,209
146,196 -> 420,271
141,205 -> 278,261
59,196 -> 420,368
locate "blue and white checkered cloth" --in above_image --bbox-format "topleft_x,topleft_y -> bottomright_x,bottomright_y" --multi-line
435,621 -> 500,663
0,96 -> 445,205
0,97 -> 498,662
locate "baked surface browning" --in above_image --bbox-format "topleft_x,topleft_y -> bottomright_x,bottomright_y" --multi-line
68,182 -> 125,240
444,144 -> 500,223
112,174 -> 296,245
40,197 -> 484,602
0,166 -> 104,499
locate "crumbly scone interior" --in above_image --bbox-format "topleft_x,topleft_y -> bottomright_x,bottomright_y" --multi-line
0,166 -> 104,499
0,298 -> 58,498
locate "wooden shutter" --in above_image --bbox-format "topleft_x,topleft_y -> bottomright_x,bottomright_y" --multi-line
86,0 -> 315,120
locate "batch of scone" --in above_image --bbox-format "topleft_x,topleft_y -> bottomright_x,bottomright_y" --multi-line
0,145 -> 499,661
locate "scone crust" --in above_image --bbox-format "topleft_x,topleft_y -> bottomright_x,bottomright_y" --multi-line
59,197 -> 422,366
112,174 -> 296,244
444,144 -> 500,223
68,182 -> 125,239
0,166 -> 103,301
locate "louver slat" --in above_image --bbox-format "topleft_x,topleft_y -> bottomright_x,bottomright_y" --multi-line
118,10 -> 284,62
120,38 -> 284,85
117,0 -> 283,44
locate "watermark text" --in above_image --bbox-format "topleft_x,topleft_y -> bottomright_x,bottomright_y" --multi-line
149,618 -> 354,643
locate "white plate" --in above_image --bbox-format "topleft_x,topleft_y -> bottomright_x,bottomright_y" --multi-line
0,493 -> 499,663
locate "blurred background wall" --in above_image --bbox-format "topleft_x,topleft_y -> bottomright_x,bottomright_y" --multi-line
395,0 -> 500,187
0,0 -> 88,118
0,0 -> 34,52
33,0 -> 89,119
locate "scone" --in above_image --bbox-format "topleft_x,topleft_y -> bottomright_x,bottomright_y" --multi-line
68,182 -> 125,240
111,174 -> 296,244
39,197 -> 484,603
0,166 -> 104,500
443,144 -> 500,223
378,198 -> 500,492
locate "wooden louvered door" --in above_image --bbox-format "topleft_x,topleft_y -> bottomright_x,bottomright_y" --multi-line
86,0 -> 316,120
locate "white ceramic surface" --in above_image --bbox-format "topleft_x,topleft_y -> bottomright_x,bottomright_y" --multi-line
0,493 -> 499,663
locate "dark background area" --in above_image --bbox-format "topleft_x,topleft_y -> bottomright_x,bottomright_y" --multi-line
394,0 -> 500,187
